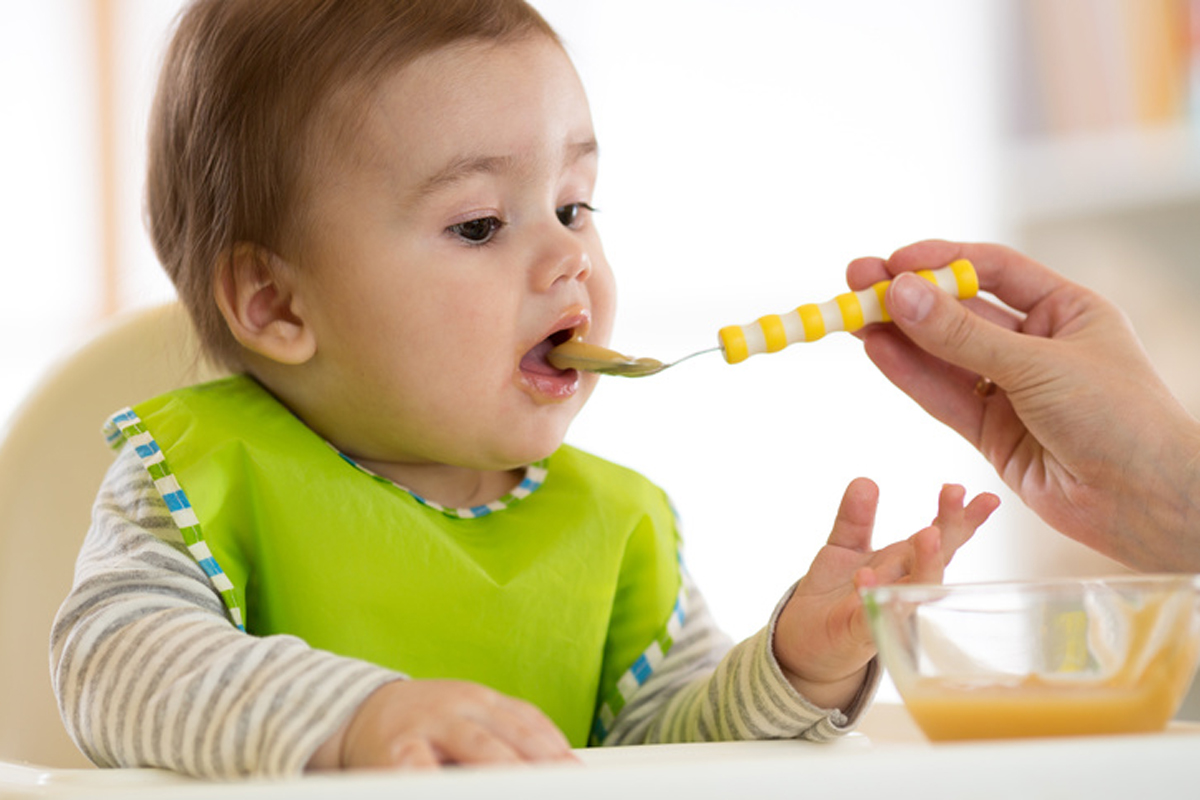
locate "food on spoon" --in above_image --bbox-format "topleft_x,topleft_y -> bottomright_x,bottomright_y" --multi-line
547,339 -> 665,377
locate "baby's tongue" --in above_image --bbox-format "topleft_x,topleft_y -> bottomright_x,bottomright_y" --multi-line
521,337 -> 562,376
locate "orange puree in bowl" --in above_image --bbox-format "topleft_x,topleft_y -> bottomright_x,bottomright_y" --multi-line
900,596 -> 1200,741
903,667 -> 1182,741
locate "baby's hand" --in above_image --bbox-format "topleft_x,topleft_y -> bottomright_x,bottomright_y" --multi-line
773,478 -> 998,712
308,679 -> 577,770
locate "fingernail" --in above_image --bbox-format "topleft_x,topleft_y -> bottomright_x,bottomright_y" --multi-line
889,273 -> 934,323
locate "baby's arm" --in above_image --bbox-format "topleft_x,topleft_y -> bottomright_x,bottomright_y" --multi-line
606,480 -> 994,744
52,444 -> 399,778
604,569 -> 877,745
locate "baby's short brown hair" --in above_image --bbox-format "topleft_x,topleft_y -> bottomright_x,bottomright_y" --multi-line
146,0 -> 558,368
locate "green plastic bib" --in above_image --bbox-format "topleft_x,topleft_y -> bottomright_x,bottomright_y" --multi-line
105,375 -> 683,746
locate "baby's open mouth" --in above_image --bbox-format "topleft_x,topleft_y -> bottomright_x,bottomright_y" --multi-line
520,328 -> 576,377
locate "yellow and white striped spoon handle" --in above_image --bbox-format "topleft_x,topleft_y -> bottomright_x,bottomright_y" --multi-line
717,259 -> 978,364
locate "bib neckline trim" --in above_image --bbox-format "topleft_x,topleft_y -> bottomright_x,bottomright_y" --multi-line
334,450 -> 549,520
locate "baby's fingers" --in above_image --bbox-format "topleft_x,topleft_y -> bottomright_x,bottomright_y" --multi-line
906,525 -> 946,585
389,740 -> 442,770
339,680 -> 576,771
430,719 -> 527,766
420,700 -> 576,768
964,491 -> 1001,528
934,484 -> 1000,555
826,477 -> 880,553
488,695 -> 577,763
865,528 -> 942,587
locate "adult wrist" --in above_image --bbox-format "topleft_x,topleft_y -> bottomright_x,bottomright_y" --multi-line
1121,412 -> 1200,572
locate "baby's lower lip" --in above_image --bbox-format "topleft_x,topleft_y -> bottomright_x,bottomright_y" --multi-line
522,369 -> 580,400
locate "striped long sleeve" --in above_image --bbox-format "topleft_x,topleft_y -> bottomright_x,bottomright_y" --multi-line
50,443 -> 873,779
604,577 -> 877,744
50,445 -> 400,778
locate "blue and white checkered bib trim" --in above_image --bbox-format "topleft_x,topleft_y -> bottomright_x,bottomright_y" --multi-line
335,451 -> 548,519
105,407 -> 246,630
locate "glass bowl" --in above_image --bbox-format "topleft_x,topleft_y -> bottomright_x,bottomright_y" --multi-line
861,574 -> 1200,741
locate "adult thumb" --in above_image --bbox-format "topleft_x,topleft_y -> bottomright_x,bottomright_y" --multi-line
885,271 -> 1008,380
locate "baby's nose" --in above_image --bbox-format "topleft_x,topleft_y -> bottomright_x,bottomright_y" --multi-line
532,229 -> 592,290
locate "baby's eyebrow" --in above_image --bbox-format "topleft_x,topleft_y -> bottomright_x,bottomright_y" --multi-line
568,138 -> 599,164
415,154 -> 511,198
414,138 -> 599,199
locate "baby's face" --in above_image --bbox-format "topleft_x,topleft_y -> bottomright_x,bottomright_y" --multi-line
284,35 -> 614,473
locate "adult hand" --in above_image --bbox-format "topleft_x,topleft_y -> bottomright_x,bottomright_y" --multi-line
847,239 -> 1200,572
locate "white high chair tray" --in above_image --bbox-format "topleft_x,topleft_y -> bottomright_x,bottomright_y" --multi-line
2,705 -> 1197,800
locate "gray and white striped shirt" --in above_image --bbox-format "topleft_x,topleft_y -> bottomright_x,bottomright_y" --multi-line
50,443 -> 875,779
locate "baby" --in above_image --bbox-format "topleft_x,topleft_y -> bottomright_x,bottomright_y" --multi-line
51,0 -> 998,779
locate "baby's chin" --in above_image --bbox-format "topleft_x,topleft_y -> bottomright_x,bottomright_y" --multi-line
502,422 -> 576,466
518,406 -> 593,463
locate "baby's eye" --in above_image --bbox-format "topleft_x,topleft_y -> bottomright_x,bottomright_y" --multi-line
556,202 -> 595,229
448,216 -> 503,245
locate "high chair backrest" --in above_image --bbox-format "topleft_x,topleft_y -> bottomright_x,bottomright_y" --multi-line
0,303 -> 224,767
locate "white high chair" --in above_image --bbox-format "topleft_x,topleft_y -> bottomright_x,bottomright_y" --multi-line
0,303 -> 224,770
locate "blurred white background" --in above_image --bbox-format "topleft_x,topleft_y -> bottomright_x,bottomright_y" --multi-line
5,0 -> 1200,647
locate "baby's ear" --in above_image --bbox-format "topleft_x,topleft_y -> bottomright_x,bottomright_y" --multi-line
214,243 -> 316,365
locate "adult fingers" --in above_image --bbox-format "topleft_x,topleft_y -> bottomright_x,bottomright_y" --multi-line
845,256 -> 890,290
853,240 -> 1078,319
847,250 -> 1026,337
886,240 -> 1071,314
885,270 -> 1036,391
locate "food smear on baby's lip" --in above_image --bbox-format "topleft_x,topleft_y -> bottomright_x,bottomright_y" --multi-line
546,338 -> 665,377
900,593 -> 1200,741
